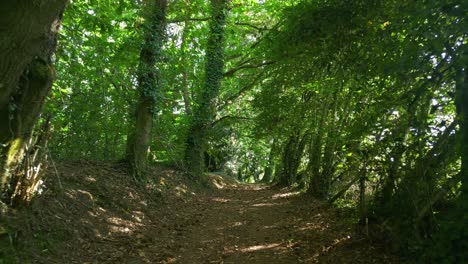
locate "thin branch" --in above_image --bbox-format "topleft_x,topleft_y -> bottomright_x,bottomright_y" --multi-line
234,22 -> 269,31
110,81 -> 134,106
224,60 -> 275,78
329,172 -> 361,204
218,71 -> 265,111
168,17 -> 210,23
211,115 -> 251,127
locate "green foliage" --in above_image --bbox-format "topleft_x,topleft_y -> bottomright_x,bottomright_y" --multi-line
35,0 -> 467,260
251,0 -> 466,259
426,210 -> 468,263
46,0 -> 141,160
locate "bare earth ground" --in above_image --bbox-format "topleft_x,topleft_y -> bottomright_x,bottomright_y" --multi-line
0,161 -> 398,263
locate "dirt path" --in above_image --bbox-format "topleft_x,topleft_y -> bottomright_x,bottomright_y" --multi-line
6,163 -> 397,263
141,183 -> 396,264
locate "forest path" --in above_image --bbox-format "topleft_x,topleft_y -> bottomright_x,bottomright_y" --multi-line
143,182 -> 396,264
11,163 -> 397,263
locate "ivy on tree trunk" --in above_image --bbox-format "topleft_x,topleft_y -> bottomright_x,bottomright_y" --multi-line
185,0 -> 228,177
126,0 -> 167,180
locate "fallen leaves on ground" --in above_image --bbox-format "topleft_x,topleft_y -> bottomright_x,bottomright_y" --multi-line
2,161 -> 398,263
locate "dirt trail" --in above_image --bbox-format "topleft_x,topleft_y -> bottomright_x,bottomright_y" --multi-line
143,183 -> 396,264
3,163 -> 397,264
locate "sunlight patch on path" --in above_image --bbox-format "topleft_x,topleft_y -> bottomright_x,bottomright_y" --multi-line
239,243 -> 282,252
225,243 -> 283,254
251,202 -> 282,207
297,222 -> 329,232
272,191 -> 301,199
212,197 -> 231,203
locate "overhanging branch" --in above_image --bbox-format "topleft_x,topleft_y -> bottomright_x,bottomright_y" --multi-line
218,71 -> 265,111
211,115 -> 251,127
168,17 -> 210,23
234,22 -> 269,31
224,60 -> 274,78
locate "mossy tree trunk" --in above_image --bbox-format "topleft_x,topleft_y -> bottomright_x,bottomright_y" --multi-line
0,0 -> 67,204
126,0 -> 167,180
185,0 -> 228,177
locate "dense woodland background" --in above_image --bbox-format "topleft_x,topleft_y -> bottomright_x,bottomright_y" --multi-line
0,0 -> 467,262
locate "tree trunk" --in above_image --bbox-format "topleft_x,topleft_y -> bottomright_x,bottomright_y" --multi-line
261,138 -> 277,183
277,133 -> 299,186
126,0 -> 167,180
185,0 -> 228,177
456,52 -> 468,208
278,132 -> 308,186
180,20 -> 193,116
359,169 -> 367,223
0,0 -> 67,204
307,119 -> 326,198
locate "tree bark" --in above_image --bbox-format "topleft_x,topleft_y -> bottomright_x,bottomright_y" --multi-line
180,20 -> 193,116
359,168 -> 367,223
261,138 -> 277,183
307,115 -> 326,198
0,0 -> 67,203
126,0 -> 167,179
277,131 -> 308,186
185,0 -> 228,177
456,51 -> 468,208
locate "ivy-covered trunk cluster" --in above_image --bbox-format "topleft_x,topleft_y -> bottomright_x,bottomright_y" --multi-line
126,0 -> 167,180
185,0 -> 228,177
0,0 -> 67,205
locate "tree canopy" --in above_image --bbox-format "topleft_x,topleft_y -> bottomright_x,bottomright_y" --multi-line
0,0 -> 467,262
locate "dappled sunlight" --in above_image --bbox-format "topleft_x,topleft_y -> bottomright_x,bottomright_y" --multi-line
208,173 -> 239,189
297,221 -> 329,232
13,161 -> 398,263
251,202 -> 280,207
87,207 -> 105,217
243,184 -> 269,191
239,243 -> 282,252
84,176 -> 97,183
212,197 -> 231,203
271,191 -> 301,199
261,224 -> 279,229
161,256 -> 178,263
65,189 -> 95,204
131,210 -> 145,223
214,221 -> 246,232
211,178 -> 228,189
321,235 -> 352,253
224,242 -> 283,254
230,221 -> 245,227
106,216 -> 143,234
174,185 -> 188,196
304,235 -> 353,262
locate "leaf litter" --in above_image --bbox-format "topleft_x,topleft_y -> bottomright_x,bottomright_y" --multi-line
1,161 -> 398,263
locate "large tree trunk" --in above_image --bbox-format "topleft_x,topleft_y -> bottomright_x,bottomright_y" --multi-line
185,0 -> 228,177
126,0 -> 167,180
0,0 -> 67,204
